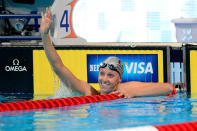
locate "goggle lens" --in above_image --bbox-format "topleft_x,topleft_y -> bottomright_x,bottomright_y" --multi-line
99,63 -> 118,72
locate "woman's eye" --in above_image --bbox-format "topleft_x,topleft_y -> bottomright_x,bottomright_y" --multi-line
108,74 -> 114,78
100,72 -> 105,76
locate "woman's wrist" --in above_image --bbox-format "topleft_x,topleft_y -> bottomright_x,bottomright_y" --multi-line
41,31 -> 49,36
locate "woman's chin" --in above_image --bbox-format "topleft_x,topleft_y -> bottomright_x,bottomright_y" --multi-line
100,88 -> 112,94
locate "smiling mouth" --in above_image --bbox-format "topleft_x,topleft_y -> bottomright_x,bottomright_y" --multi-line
99,80 -> 111,87
100,82 -> 109,85
100,83 -> 111,88
101,84 -> 107,88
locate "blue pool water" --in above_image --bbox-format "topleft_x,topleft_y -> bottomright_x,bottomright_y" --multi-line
0,93 -> 197,130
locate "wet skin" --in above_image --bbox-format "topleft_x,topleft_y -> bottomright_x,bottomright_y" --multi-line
98,67 -> 121,94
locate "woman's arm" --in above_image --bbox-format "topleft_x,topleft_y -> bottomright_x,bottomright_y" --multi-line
115,81 -> 174,98
40,7 -> 96,95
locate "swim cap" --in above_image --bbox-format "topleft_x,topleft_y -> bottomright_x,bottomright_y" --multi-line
99,56 -> 124,78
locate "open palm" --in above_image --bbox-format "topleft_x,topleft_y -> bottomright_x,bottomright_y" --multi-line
40,7 -> 53,34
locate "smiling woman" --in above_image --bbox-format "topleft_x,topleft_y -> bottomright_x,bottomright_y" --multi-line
0,0 -> 197,130
40,6 -> 176,97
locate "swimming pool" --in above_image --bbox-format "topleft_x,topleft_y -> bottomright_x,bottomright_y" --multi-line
0,93 -> 196,130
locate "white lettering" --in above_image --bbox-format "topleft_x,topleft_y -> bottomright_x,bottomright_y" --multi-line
5,66 -> 9,71
97,65 -> 100,71
125,63 -> 133,73
93,65 -> 97,71
4,66 -> 27,72
10,66 -> 15,71
138,62 -> 145,74
90,65 -> 94,71
145,62 -> 153,74
23,66 -> 27,71
90,65 -> 100,72
124,62 -> 154,74
15,66 -> 19,71
5,58 -> 27,72
134,62 -> 137,74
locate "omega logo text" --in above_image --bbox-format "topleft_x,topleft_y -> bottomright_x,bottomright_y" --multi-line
5,59 -> 27,72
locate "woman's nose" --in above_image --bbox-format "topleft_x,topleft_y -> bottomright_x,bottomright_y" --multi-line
102,74 -> 109,81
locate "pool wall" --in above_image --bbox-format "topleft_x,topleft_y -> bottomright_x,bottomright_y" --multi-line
0,44 -> 169,99
183,44 -> 197,96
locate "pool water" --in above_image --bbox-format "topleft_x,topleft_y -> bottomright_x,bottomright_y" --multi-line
0,93 -> 196,130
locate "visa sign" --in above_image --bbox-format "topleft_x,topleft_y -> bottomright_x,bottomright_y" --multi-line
87,54 -> 158,83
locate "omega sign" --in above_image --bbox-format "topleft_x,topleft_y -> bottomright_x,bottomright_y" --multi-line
5,59 -> 27,72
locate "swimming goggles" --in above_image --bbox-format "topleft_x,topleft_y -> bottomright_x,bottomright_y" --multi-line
99,63 -> 119,74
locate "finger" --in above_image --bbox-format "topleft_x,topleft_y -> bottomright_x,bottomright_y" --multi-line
118,92 -> 124,97
110,91 -> 118,94
46,7 -> 49,17
46,7 -> 48,14
41,11 -> 44,18
47,7 -> 52,19
41,11 -> 45,23
124,94 -> 129,98
45,18 -> 51,24
49,6 -> 52,18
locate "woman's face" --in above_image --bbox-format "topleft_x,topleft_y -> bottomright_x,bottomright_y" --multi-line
98,67 -> 121,94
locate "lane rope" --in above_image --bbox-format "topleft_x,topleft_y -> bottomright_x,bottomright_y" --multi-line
0,93 -> 121,112
1,93 -> 196,131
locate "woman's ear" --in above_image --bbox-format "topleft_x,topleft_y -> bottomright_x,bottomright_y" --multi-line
119,77 -> 122,83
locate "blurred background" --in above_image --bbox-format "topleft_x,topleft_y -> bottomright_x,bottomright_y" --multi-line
1,0 -> 197,42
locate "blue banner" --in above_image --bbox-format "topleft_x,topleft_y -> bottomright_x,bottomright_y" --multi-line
87,54 -> 158,83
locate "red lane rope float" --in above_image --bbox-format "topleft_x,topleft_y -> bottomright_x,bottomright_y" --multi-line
155,121 -> 197,131
0,94 -> 121,112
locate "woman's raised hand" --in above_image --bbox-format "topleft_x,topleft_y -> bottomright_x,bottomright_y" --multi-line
40,7 -> 53,35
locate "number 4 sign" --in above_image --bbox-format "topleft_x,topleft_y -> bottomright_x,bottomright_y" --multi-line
51,0 -> 86,44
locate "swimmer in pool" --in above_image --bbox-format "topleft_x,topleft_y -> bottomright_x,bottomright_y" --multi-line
40,7 -> 176,98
